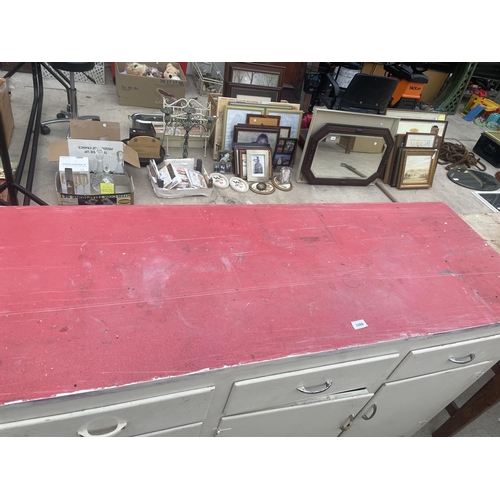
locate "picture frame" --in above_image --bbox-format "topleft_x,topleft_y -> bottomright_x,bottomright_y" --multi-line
279,126 -> 291,138
396,119 -> 448,138
246,114 -> 281,127
273,138 -> 297,168
404,132 -> 438,149
214,150 -> 233,173
233,124 -> 281,156
246,148 -> 272,182
234,144 -> 270,180
223,62 -> 286,95
223,104 -> 266,152
227,82 -> 282,102
265,109 -> 303,139
397,148 -> 439,189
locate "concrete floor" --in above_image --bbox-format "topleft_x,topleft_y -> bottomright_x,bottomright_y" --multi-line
1,63 -> 500,437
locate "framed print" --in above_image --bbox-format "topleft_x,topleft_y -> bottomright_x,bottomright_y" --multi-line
224,62 -> 286,95
233,143 -> 259,179
228,82 -> 281,102
246,114 -> 281,127
233,125 -> 281,156
279,126 -> 291,138
404,133 -> 437,149
397,119 -> 448,138
214,150 -> 233,173
397,148 -> 439,189
223,105 -> 265,151
273,138 -> 297,167
246,148 -> 272,182
266,109 -> 303,139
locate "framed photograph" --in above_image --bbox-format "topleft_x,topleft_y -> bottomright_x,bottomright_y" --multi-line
404,133 -> 438,148
397,148 -> 439,189
246,148 -> 272,182
234,144 -> 269,180
397,119 -> 448,138
223,105 -> 265,151
273,138 -> 297,167
227,82 -> 281,102
246,114 -> 281,127
216,150 -> 233,173
279,126 -> 291,138
266,109 -> 303,139
233,125 -> 281,156
224,63 -> 286,95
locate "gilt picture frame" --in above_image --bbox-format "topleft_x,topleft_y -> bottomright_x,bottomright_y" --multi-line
397,148 -> 439,189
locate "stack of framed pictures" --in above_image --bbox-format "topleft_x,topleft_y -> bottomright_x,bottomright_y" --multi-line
383,119 -> 448,189
211,96 -> 302,161
223,62 -> 286,102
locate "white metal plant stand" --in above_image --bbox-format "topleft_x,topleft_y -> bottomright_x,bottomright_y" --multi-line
161,98 -> 217,158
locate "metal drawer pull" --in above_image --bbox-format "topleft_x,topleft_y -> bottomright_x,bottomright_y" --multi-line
296,380 -> 333,394
449,353 -> 476,365
362,403 -> 378,421
78,420 -> 127,437
340,414 -> 354,432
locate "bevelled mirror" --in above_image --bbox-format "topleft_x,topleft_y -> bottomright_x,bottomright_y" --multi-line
302,124 -> 394,185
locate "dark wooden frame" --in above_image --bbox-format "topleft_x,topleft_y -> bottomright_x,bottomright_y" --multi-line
273,138 -> 297,168
301,124 -> 394,186
223,62 -> 286,96
226,82 -> 282,102
233,124 -> 281,156
233,143 -> 270,180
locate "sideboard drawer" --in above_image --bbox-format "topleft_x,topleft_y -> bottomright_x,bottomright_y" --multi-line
0,386 -> 215,437
388,333 -> 500,382
223,353 -> 399,415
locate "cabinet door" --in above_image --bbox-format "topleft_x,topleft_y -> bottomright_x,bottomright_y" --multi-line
342,360 -> 494,437
216,391 -> 372,437
0,387 -> 215,437
388,333 -> 500,381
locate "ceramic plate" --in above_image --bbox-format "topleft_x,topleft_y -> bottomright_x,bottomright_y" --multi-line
250,181 -> 275,195
210,173 -> 229,188
229,177 -> 249,193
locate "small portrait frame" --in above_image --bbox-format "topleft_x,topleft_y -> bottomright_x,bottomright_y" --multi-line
246,147 -> 272,182
404,133 -> 438,149
246,114 -> 281,127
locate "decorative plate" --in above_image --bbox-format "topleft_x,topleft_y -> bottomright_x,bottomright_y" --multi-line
249,181 -> 275,195
210,173 -> 229,188
272,175 -> 293,192
229,177 -> 249,193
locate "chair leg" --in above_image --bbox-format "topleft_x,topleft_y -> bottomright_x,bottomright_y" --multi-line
40,70 -> 100,136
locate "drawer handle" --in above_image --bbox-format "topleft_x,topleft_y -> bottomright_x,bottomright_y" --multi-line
296,380 -> 333,394
340,414 -> 354,432
362,403 -> 378,421
449,353 -> 476,365
78,420 -> 127,437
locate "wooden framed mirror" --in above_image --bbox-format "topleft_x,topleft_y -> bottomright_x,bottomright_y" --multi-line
301,123 -> 394,186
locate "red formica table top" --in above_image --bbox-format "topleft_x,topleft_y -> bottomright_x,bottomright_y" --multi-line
1,202 -> 500,405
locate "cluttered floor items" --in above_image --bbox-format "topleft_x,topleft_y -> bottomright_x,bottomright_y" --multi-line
3,62 -> 500,209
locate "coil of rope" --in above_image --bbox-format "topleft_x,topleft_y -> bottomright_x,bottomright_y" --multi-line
438,140 -> 487,171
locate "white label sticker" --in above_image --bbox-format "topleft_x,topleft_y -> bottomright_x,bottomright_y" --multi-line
351,319 -> 368,330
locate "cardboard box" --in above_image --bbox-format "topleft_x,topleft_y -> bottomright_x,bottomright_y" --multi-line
59,156 -> 90,195
48,120 -> 141,170
56,173 -> 134,206
0,78 -> 14,147
114,62 -> 187,109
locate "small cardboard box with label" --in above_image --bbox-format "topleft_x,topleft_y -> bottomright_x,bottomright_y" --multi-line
49,120 -> 141,205
59,156 -> 90,195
